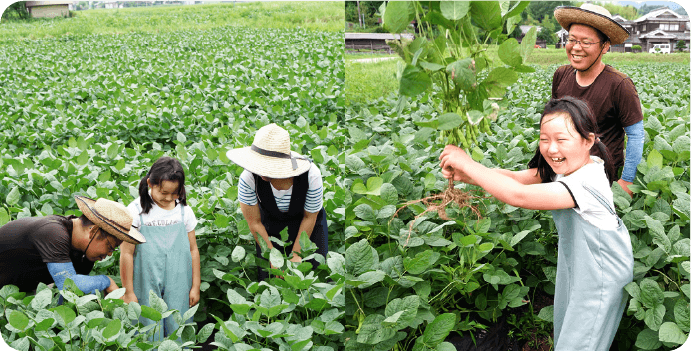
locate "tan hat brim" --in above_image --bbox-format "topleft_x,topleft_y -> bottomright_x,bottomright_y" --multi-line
75,196 -> 145,244
226,146 -> 312,179
555,6 -> 629,45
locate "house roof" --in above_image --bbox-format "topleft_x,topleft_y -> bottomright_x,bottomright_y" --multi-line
640,29 -> 678,39
634,7 -> 689,23
25,1 -> 72,7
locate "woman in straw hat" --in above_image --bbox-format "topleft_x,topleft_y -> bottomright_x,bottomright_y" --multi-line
227,123 -> 329,281
546,3 -> 644,197
0,195 -> 144,294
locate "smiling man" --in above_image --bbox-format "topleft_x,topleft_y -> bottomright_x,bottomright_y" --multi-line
0,195 -> 145,294
548,4 -> 644,197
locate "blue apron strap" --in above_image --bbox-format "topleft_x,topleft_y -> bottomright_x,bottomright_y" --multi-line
581,182 -> 617,216
179,202 -> 185,222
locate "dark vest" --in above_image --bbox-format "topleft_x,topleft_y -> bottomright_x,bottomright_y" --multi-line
254,171 -> 309,222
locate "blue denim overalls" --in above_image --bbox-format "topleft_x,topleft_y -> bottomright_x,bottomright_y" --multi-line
132,204 -> 192,341
551,183 -> 634,350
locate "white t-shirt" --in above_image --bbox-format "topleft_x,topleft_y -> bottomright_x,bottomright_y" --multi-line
127,195 -> 198,234
554,156 -> 618,230
238,163 -> 323,213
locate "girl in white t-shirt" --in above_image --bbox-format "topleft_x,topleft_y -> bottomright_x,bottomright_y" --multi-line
119,156 -> 199,341
439,97 -> 633,351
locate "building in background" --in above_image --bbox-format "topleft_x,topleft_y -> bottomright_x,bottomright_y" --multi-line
24,1 -> 72,18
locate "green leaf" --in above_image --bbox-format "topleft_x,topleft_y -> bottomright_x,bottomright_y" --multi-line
159,340 -> 182,351
0,207 -> 9,226
346,239 -> 375,275
270,248 -> 284,269
404,250 -> 440,275
422,313 -> 456,347
658,322 -> 687,345
635,328 -> 662,350
357,314 -> 396,344
437,113 -> 463,131
8,310 -> 29,331
197,323 -> 215,343
6,187 -> 20,206
519,26 -> 538,60
639,279 -> 665,308
675,299 -> 690,332
400,65 -> 432,97
647,149 -> 663,169
77,151 -> 89,166
384,1 -> 414,34
645,216 -> 672,253
103,319 -> 122,339
141,305 -> 162,322
470,1 -> 502,31
504,1 -> 530,19
440,1 -> 469,20
384,296 -> 419,329
177,132 -> 187,144
30,288 -> 52,310
231,246 -> 246,263
446,58 -> 475,90
482,67 -> 518,97
54,305 -> 76,326
537,305 -> 554,322
498,38 -> 522,67
644,304 -> 665,331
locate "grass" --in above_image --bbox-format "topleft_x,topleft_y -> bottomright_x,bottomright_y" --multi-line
345,47 -> 690,105
346,58 -> 400,106
0,2 -> 344,42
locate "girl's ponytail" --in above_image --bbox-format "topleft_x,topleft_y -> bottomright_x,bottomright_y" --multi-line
138,173 -> 153,215
594,138 -> 616,185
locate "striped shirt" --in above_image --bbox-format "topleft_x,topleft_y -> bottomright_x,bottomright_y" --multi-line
238,164 -> 323,213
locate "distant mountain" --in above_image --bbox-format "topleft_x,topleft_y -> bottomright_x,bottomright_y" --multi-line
617,1 -> 688,16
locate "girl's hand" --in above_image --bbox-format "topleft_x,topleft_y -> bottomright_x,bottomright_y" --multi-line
439,145 -> 473,175
122,292 -> 138,304
189,286 -> 200,307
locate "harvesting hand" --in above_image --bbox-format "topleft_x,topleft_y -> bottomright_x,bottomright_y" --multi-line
105,276 -> 120,294
122,292 -> 139,304
617,179 -> 633,197
289,252 -> 302,263
439,145 -> 474,176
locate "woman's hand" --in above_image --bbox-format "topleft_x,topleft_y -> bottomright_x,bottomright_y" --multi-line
289,252 -> 302,263
439,145 -> 474,182
122,291 -> 138,304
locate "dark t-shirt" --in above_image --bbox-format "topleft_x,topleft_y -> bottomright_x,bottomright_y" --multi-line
552,64 -> 644,175
0,215 -> 94,292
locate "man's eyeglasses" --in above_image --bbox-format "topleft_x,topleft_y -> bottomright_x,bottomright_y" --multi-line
103,231 -> 117,254
566,38 -> 600,48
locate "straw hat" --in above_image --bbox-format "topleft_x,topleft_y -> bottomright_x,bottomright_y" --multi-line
554,4 -> 629,45
75,195 -> 145,244
226,123 -> 312,179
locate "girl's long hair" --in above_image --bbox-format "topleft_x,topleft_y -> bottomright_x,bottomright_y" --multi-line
138,156 -> 187,214
528,96 -> 615,184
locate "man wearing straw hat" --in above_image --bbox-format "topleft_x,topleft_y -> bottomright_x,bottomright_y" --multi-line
0,195 -> 145,294
548,4 -> 644,197
227,123 -> 329,281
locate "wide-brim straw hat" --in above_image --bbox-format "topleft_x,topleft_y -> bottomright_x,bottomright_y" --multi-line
75,195 -> 145,244
226,123 -> 312,179
554,4 -> 629,45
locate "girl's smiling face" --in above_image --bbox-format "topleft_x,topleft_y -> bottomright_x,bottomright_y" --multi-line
148,179 -> 180,210
539,112 -> 594,176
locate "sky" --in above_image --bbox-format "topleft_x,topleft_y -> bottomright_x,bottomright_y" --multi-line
617,0 -> 688,12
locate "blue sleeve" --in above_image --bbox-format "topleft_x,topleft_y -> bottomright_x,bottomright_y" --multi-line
621,120 -> 644,182
46,262 -> 111,294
